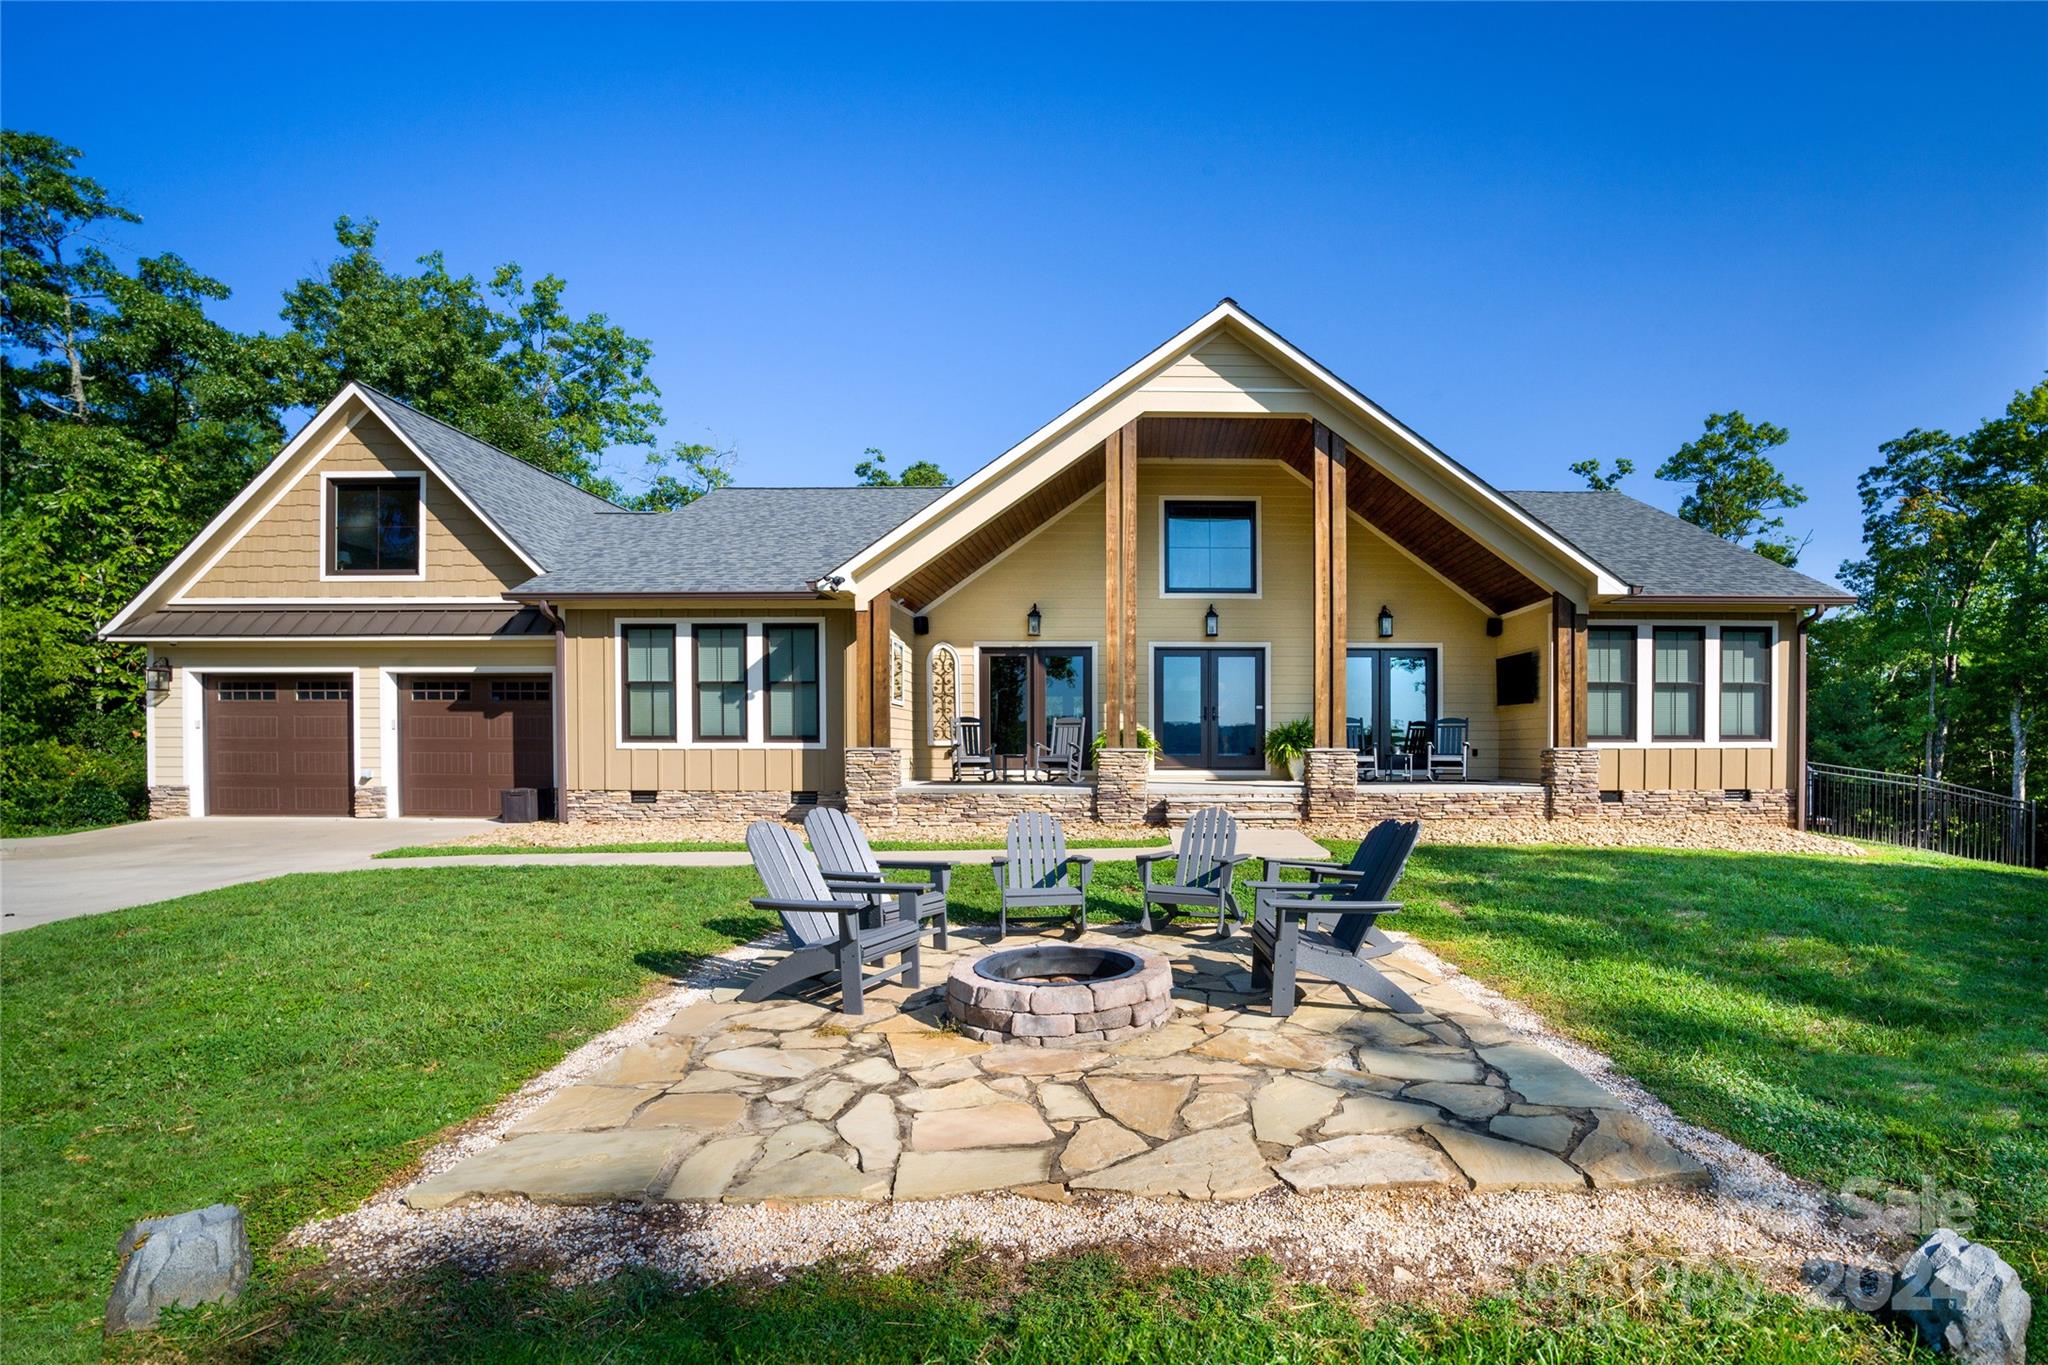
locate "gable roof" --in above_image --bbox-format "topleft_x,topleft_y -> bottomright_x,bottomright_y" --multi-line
1501,491 -> 1854,602
508,486 -> 949,598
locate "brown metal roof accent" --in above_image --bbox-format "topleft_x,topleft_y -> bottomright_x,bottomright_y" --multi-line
1345,455 -> 1549,614
109,606 -> 553,640
892,452 -> 1107,611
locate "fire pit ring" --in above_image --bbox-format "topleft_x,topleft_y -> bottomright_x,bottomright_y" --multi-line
946,943 -> 1173,1046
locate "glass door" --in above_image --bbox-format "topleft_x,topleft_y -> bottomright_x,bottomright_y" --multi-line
1153,648 -> 1266,769
1345,647 -> 1437,765
982,649 -> 1093,760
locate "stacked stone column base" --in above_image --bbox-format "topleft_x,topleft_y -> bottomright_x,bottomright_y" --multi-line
147,785 -> 190,819
1541,747 -> 1602,820
842,746 -> 902,825
1303,748 -> 1360,820
1092,749 -> 1155,824
351,786 -> 388,819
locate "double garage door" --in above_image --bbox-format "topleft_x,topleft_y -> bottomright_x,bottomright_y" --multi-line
202,673 -> 551,818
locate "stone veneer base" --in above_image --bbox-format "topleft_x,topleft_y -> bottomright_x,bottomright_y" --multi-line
946,943 -> 1175,1046
147,785 -> 190,819
565,790 -> 816,822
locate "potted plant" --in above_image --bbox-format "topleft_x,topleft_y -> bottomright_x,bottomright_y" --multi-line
1263,717 -> 1315,780
1089,724 -> 1161,769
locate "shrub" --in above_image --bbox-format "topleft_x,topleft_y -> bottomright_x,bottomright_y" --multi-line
0,735 -> 146,834
1262,717 -> 1316,768
1088,725 -> 1161,761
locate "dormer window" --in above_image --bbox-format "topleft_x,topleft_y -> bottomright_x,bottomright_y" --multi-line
330,477 -> 421,575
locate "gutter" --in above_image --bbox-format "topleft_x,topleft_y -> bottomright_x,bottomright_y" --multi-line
1608,594 -> 1859,608
535,598 -> 569,822
506,590 -> 825,603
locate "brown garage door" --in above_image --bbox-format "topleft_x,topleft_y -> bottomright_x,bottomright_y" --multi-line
204,675 -> 352,816
400,676 -> 553,818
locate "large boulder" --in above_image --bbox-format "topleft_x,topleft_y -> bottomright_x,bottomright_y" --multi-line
1891,1228 -> 2030,1363
104,1204 -> 251,1333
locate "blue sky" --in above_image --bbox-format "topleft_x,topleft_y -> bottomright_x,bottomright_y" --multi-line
4,3 -> 2042,586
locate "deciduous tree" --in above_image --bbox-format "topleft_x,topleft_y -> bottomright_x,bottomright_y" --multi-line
1656,412 -> 1809,565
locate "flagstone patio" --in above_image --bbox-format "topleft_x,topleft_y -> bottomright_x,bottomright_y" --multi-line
404,926 -> 1707,1210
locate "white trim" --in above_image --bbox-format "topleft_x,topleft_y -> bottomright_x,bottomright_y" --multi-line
1143,641 -> 1273,768
183,664 -> 358,819
318,470 -> 427,582
144,655 -> 160,787
827,302 -> 1629,597
379,668 -> 398,816
387,665 -> 558,818
1584,618 -> 1780,749
612,616 -> 831,752
971,641 -> 1102,747
918,488 -> 1097,614
1157,494 -> 1262,600
169,596 -> 512,607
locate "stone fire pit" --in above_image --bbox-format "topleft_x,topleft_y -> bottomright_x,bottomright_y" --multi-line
946,943 -> 1173,1045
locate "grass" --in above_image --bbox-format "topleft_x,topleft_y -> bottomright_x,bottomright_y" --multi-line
6,843 -> 2035,1359
1,818 -> 136,840
372,835 -> 1172,858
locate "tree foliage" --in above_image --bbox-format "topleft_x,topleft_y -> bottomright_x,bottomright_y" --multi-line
1568,457 -> 1633,491
1655,411 -> 1809,565
853,447 -> 949,487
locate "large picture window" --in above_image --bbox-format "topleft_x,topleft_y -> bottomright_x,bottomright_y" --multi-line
765,624 -> 820,742
1163,500 -> 1256,594
1719,628 -> 1772,740
622,626 -> 676,741
1650,627 -> 1704,741
330,478 -> 421,574
1586,627 -> 1636,741
693,625 -> 748,741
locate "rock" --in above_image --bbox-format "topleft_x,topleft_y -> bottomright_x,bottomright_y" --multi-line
509,1085 -> 654,1133
1179,1090 -> 1250,1130
1250,1075 -> 1345,1145
1489,1113 -> 1576,1153
1192,1030 -> 1350,1070
661,1135 -> 761,1201
1274,1135 -> 1463,1192
727,1151 -> 888,1202
836,1094 -> 902,1172
1477,1042 -> 1614,1107
986,1076 -> 1033,1098
668,1071 -> 756,1094
801,1079 -> 858,1121
628,1091 -> 748,1132
894,1147 -> 1053,1199
1070,1124 -> 1278,1200
1286,1007 -> 1433,1047
1085,1077 -> 1191,1139
105,1205 -> 251,1332
1891,1228 -> 2032,1364
908,1060 -> 981,1084
595,1042 -> 696,1085
1352,1047 -> 1483,1084
705,1048 -> 825,1080
911,1101 -> 1054,1151
661,1000 -> 745,1036
981,1045 -> 1108,1076
1107,1023 -> 1208,1059
1403,1081 -> 1507,1121
1015,1181 -> 1073,1203
887,1032 -> 988,1070
759,1120 -> 837,1166
1567,1111 -> 1710,1189
897,1079 -> 1003,1112
1424,1124 -> 1584,1192
1038,1082 -> 1100,1122
740,1002 -> 835,1031
1321,1095 -> 1440,1136
406,1131 -> 684,1209
838,1056 -> 900,1087
1060,1120 -> 1150,1175
703,1030 -> 777,1054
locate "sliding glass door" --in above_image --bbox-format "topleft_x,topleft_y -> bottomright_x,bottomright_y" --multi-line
1154,648 -> 1266,769
1345,648 -> 1436,762
982,649 -> 1091,758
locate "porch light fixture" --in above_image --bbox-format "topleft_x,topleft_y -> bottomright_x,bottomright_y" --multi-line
1204,604 -> 1220,638
145,660 -> 172,694
1026,604 -> 1042,637
1377,605 -> 1394,639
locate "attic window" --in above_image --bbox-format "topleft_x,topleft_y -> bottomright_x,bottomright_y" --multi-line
331,477 -> 422,575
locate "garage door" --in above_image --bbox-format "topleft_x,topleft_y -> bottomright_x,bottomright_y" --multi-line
204,675 -> 352,816
400,676 -> 553,818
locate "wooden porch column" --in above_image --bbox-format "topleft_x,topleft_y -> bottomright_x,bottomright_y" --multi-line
1551,592 -> 1588,746
1120,419 -> 1139,744
1311,422 -> 1349,747
1101,422 -> 1139,747
855,591 -> 893,748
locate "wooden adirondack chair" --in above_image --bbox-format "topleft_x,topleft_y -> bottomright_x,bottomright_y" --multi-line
1135,805 -> 1250,937
1428,717 -> 1472,781
948,717 -> 993,782
1243,819 -> 1423,1017
804,805 -> 951,947
740,821 -> 930,1015
1031,715 -> 1088,784
988,810 -> 1093,937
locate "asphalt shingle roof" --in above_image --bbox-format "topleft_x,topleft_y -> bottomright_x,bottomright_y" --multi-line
1502,490 -> 1853,601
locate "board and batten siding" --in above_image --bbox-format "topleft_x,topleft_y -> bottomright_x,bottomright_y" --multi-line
562,606 -> 850,794
1589,610 -> 1798,791
184,423 -> 530,599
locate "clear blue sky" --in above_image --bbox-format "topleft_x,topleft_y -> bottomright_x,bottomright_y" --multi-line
5,3 -> 2043,587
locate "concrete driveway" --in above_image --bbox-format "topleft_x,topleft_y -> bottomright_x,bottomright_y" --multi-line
0,818 -> 496,932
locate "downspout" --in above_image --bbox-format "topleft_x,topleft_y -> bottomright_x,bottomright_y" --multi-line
1794,606 -> 1824,830
537,599 -> 568,822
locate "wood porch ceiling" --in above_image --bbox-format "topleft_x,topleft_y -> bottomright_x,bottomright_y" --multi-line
887,416 -> 1547,615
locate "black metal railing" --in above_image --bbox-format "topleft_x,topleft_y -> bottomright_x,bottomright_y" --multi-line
1807,762 -> 2039,868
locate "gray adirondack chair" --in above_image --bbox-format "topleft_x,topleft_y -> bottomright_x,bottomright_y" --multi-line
804,805 -> 951,947
1428,717 -> 1472,780
948,717 -> 993,782
1135,806 -> 1249,937
988,810 -> 1093,937
740,821 -> 929,1015
1031,715 -> 1087,784
1244,819 -> 1422,1017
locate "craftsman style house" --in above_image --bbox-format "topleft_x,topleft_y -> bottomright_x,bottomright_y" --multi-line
105,301 -> 1853,828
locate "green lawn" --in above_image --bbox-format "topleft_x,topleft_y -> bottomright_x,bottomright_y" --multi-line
5,844 -> 2037,1360
373,835 -> 1172,858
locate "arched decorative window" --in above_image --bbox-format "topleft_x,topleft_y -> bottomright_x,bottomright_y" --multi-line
890,635 -> 912,706
927,643 -> 961,744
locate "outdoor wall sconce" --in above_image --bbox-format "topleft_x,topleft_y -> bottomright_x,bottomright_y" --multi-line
1204,604 -> 1220,638
1377,605 -> 1395,638
1026,604 -> 1042,637
145,661 -> 172,694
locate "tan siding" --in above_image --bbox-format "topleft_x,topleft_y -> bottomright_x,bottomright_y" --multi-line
1142,336 -> 1305,395
561,606 -> 847,794
1493,605 -> 1550,780
1592,612 -> 1797,790
150,661 -> 184,786
185,424 -> 528,599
